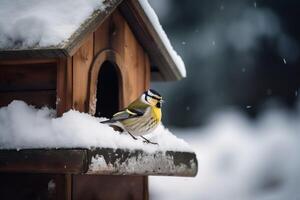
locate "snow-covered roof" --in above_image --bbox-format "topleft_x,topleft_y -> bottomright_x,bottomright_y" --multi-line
137,0 -> 186,78
0,0 -> 107,48
0,0 -> 186,80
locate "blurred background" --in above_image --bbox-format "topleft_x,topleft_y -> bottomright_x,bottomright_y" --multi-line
149,0 -> 300,199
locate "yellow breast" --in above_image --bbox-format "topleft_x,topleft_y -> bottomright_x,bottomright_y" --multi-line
151,106 -> 162,122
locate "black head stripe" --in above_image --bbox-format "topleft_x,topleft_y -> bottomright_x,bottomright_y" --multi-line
148,94 -> 162,101
149,89 -> 161,97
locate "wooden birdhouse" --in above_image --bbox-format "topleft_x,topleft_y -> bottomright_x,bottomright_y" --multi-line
0,0 -> 196,200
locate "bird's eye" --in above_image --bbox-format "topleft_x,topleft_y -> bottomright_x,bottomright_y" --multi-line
156,101 -> 161,108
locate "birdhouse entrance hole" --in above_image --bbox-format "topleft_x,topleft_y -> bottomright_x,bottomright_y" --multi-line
95,61 -> 120,118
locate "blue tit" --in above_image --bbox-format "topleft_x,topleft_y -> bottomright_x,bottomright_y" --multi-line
101,89 -> 163,144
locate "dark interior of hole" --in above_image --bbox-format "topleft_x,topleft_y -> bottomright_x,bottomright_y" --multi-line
95,61 -> 119,118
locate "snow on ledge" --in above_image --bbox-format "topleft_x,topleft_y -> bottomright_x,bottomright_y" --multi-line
138,0 -> 187,78
88,152 -> 197,176
0,101 -> 192,153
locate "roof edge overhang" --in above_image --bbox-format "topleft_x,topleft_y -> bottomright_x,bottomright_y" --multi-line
119,0 -> 184,81
0,48 -> 67,60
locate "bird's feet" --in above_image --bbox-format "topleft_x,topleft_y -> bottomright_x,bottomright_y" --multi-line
128,132 -> 138,140
141,136 -> 158,145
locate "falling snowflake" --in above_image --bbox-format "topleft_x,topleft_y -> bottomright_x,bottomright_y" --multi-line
283,58 -> 287,64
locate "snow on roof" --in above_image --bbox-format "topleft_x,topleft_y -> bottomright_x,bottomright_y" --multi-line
138,0 -> 186,77
0,0 -> 186,78
0,101 -> 192,153
0,0 -> 107,48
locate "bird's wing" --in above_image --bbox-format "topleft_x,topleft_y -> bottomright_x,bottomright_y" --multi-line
101,108 -> 145,124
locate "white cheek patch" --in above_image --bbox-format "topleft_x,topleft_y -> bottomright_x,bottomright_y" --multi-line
140,94 -> 149,104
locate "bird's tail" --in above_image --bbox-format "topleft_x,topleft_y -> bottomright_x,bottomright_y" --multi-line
100,120 -> 124,132
101,117 -> 121,124
100,119 -> 112,124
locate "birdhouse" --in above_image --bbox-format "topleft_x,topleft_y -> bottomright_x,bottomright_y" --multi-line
0,0 -> 197,200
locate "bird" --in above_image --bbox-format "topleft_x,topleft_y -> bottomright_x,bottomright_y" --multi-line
101,89 -> 163,145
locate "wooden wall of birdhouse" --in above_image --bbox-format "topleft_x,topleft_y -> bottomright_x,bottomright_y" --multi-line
56,9 -> 151,117
0,9 -> 151,118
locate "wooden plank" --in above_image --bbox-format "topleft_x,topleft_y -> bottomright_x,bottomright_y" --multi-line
0,90 -> 56,108
72,34 -> 94,112
56,58 -> 67,116
111,10 -> 126,59
0,58 -> 57,65
144,53 -> 151,89
65,174 -> 73,200
137,41 -> 145,94
86,148 -> 198,177
124,14 -> 138,103
143,176 -> 149,200
0,148 -> 197,176
0,63 -> 57,92
0,48 -> 67,59
73,175 -> 145,200
0,149 -> 87,174
94,14 -> 110,56
123,11 -> 147,105
53,174 -> 68,200
0,173 -> 67,200
65,57 -> 73,111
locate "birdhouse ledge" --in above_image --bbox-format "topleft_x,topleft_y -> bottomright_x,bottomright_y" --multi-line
87,148 -> 197,176
0,148 -> 197,177
0,101 -> 197,177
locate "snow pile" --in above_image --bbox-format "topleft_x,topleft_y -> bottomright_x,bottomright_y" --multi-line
0,0 -> 107,48
150,108 -> 300,200
138,0 -> 186,77
0,100 -> 192,152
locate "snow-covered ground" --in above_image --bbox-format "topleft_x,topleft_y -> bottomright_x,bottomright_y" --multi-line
150,105 -> 300,200
0,100 -> 191,153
